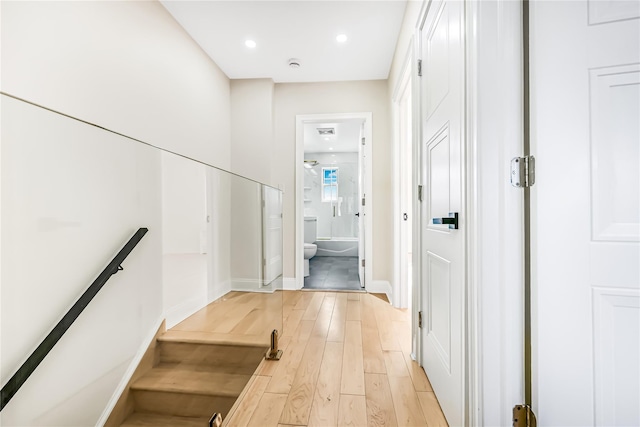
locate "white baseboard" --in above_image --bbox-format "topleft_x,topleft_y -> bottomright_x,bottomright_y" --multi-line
164,294 -> 208,329
366,280 -> 393,303
96,316 -> 164,427
231,279 -> 276,293
283,277 -> 301,290
208,280 -> 231,304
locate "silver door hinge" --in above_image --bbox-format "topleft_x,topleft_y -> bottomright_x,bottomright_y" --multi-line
361,137 -> 365,145
417,59 -> 422,77
510,156 -> 535,188
418,185 -> 423,202
362,197 -> 366,207
418,311 -> 423,328
361,259 -> 365,268
513,405 -> 537,427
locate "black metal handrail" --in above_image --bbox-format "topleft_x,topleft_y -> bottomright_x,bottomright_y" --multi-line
0,228 -> 148,411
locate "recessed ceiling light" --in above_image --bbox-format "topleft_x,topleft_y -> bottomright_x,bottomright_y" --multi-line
336,34 -> 348,43
245,40 -> 257,48
329,147 -> 334,150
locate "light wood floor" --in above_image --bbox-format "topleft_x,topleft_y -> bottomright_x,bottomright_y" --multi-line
173,290 -> 448,427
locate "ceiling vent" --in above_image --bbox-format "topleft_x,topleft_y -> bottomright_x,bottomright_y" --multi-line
317,128 -> 335,136
288,58 -> 301,68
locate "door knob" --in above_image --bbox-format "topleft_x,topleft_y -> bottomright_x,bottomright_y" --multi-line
432,212 -> 459,229
403,213 -> 408,221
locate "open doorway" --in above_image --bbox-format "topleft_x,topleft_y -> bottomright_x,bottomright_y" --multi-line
295,113 -> 373,291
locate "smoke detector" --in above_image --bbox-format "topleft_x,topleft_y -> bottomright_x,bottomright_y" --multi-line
288,58 -> 301,68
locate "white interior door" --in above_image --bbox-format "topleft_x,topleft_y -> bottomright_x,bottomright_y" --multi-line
531,1 -> 640,424
358,122 -> 366,287
419,0 -> 465,424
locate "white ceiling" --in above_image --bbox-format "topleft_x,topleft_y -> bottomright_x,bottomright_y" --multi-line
304,120 -> 362,153
160,1 -> 407,83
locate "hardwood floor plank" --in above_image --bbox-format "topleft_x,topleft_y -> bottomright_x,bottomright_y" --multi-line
387,375 -> 427,426
374,304 -> 402,352
282,309 -> 305,337
364,373 -> 398,427
311,295 -> 336,339
393,320 -> 412,353
294,292 -> 317,311
224,375 -> 270,427
346,299 -> 361,321
416,392 -> 449,426
403,352 -> 433,392
246,393 -> 288,427
292,319 -> 315,343
341,321 -> 365,395
308,341 -> 344,427
327,293 -> 348,342
383,351 -> 410,378
338,394 -> 367,427
255,335 -> 291,377
302,292 -> 326,320
347,293 -> 361,301
360,295 -> 386,374
279,338 -> 326,425
265,341 -> 307,394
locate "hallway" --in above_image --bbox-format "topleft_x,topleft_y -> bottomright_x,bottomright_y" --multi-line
206,291 -> 448,426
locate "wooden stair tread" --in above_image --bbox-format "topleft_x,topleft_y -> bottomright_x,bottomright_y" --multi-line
159,330 -> 269,348
131,364 -> 251,397
120,413 -> 208,427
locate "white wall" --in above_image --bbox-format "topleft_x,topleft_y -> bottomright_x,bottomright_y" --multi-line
0,0 -> 231,170
161,152 -> 208,328
0,94 -> 163,426
229,177 -> 263,290
231,79 -> 275,184
273,81 -> 391,281
0,1 -> 236,424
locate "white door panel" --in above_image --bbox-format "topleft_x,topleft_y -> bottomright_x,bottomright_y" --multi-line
531,1 -> 639,425
419,0 -> 465,424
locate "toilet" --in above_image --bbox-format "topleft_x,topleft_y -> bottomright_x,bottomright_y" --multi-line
303,217 -> 317,277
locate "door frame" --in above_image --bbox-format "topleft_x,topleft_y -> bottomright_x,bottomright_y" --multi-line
295,113 -> 373,289
393,40 -> 414,310
411,0 -> 525,424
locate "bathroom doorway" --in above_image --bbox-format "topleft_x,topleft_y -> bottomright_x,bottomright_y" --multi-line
295,113 -> 372,291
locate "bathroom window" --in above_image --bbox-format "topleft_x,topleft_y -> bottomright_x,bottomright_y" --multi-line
322,167 -> 338,202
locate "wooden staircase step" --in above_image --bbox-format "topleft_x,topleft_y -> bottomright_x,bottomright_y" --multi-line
159,329 -> 269,347
158,337 -> 266,375
120,413 -> 208,427
131,364 -> 251,397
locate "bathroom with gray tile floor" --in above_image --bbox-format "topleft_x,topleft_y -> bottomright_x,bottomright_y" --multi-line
303,256 -> 363,291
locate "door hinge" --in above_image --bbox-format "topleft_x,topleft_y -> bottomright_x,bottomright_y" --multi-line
418,311 -> 423,328
362,197 -> 366,207
513,405 -> 537,427
418,185 -> 423,202
361,259 -> 365,268
361,137 -> 366,146
417,59 -> 422,77
510,156 -> 535,188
